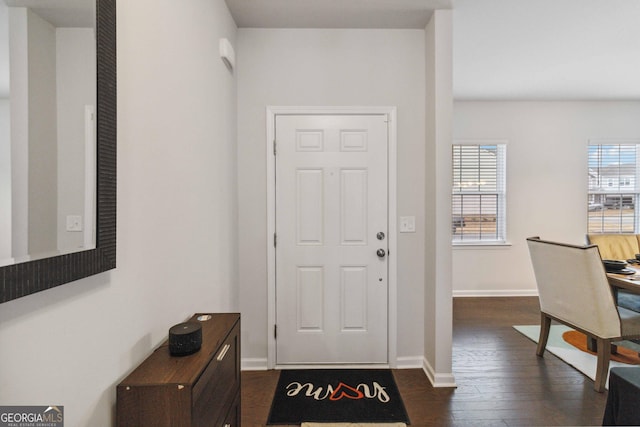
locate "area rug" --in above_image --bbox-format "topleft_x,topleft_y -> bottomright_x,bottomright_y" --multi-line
266,369 -> 410,425
562,330 -> 640,365
514,324 -> 640,388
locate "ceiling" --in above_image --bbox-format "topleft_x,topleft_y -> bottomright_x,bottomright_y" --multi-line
453,0 -> 640,100
5,0 -> 93,27
0,0 -> 93,97
225,0 -> 453,29
2,1 -> 639,101
225,0 -> 640,100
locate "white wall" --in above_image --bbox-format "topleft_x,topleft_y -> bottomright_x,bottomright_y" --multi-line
453,101 -> 640,296
0,1 -> 8,98
27,8 -> 58,255
424,10 -> 455,387
9,6 -> 28,258
56,27 -> 96,253
8,7 -> 58,259
0,99 -> 10,260
0,3 -> 8,260
237,28 -> 427,367
0,1 -> 238,426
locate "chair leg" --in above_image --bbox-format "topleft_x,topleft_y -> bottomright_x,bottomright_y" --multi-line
536,313 -> 552,357
594,337 -> 611,393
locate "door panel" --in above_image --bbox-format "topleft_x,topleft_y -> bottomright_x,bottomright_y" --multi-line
297,266 -> 324,330
296,169 -> 324,244
341,266 -> 367,330
341,169 -> 368,244
275,114 -> 388,364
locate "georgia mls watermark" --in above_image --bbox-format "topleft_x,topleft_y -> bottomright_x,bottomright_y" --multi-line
0,406 -> 63,427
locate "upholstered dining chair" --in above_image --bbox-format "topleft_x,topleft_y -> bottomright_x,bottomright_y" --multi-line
587,233 -> 640,313
586,233 -> 640,261
526,236 -> 640,392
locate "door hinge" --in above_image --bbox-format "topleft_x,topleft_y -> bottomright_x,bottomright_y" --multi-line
273,140 -> 277,155
274,233 -> 277,247
274,324 -> 277,339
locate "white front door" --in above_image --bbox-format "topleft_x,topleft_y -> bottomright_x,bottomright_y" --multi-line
275,114 -> 389,364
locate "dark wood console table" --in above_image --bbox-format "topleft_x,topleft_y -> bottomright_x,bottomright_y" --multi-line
117,313 -> 240,427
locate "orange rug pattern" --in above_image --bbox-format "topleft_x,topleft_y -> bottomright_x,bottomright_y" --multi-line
562,330 -> 640,365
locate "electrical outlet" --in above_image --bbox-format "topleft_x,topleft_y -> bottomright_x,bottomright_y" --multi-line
66,215 -> 83,232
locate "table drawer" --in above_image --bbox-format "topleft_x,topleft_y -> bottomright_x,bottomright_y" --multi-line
192,321 -> 239,426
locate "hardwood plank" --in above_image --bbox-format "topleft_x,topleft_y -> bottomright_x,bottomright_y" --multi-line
241,297 -> 608,426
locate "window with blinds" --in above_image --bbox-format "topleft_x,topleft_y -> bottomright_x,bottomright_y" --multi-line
588,142 -> 640,234
452,143 -> 507,243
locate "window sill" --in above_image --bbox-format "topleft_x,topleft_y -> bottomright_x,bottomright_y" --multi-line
453,241 -> 512,249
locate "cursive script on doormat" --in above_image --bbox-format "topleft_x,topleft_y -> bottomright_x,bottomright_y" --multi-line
285,381 -> 391,402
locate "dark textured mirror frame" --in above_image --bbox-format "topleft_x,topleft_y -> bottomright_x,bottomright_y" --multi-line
0,0 -> 116,304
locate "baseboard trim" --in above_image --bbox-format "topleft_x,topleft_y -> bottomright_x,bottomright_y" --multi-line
241,357 -> 424,371
242,358 -> 268,371
422,358 -> 457,388
274,363 -> 390,370
395,356 -> 423,369
453,289 -> 538,298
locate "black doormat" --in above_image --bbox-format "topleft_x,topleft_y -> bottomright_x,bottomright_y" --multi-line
266,369 -> 410,425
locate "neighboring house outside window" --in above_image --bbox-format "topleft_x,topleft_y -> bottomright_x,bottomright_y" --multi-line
452,142 -> 507,244
588,141 -> 640,234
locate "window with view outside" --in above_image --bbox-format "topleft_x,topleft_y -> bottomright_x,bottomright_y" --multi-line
452,143 -> 506,243
588,142 -> 640,234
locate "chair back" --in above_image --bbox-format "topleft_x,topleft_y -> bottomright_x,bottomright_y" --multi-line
527,237 -> 622,338
587,233 -> 639,260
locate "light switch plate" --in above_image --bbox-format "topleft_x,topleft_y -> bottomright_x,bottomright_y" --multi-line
399,216 -> 415,233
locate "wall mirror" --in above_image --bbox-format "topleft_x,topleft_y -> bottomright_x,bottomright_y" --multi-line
0,0 -> 115,304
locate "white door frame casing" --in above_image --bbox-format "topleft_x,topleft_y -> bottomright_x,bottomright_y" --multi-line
266,106 -> 398,369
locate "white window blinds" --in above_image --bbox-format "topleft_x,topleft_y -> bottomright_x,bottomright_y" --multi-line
452,143 -> 507,243
588,142 -> 640,233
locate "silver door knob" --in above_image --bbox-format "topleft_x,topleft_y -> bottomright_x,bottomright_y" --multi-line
376,249 -> 386,258
377,232 -> 385,240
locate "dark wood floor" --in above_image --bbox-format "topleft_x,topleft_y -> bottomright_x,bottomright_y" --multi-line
241,297 -> 608,426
